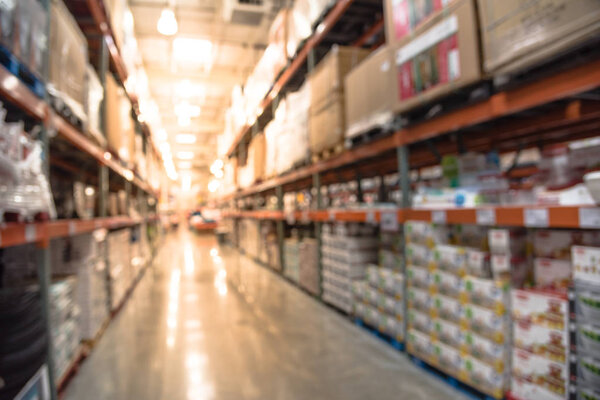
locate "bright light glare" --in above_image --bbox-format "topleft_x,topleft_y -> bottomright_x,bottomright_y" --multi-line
84,187 -> 95,196
182,174 -> 192,191
177,151 -> 194,160
184,244 -> 195,276
175,101 -> 201,118
176,80 -> 206,100
157,129 -> 168,142
160,142 -> 171,154
173,37 -> 212,65
178,114 -> 191,127
157,8 -> 178,36
178,161 -> 192,169
175,134 -> 197,144
210,248 -> 218,257
208,179 -> 219,193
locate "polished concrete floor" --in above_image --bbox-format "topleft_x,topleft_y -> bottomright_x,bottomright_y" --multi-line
64,229 -> 468,400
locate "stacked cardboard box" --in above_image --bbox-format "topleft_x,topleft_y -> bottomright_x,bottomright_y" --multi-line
405,221 -> 510,399
383,0 -> 481,115
105,72 -> 135,165
344,46 -> 395,140
284,238 -> 300,283
571,246 -> 600,400
299,239 -> 320,295
107,229 -> 132,311
49,0 -> 88,123
321,223 -> 378,313
478,0 -> 600,75
309,46 -> 368,156
49,277 -> 80,382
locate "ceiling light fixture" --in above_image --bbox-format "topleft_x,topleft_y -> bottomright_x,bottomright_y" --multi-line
208,179 -> 219,193
173,37 -> 213,67
175,134 -> 197,144
157,7 -> 178,36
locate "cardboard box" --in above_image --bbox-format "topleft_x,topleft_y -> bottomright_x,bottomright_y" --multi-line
391,0 -> 481,114
248,133 -> 266,183
512,348 -> 568,400
105,72 -> 134,163
572,246 -> 600,285
511,289 -> 568,331
310,45 -> 369,114
309,93 -> 345,154
533,258 -> 572,289
49,0 -> 88,123
85,65 -> 105,147
384,0 -> 458,47
478,0 -> 600,75
513,319 -> 568,363
344,46 -> 395,139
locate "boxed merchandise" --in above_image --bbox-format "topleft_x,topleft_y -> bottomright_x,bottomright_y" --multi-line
431,269 -> 462,297
461,276 -> 509,312
572,246 -> 600,285
432,293 -> 462,323
533,258 -> 572,289
408,309 -> 433,334
407,265 -> 431,290
405,220 -> 448,246
534,230 -> 600,260
406,243 -> 431,266
577,324 -> 600,358
0,1 -> 16,51
299,239 -> 320,295
433,245 -> 468,276
85,65 -> 105,146
466,249 -> 491,278
309,94 -> 345,155
383,0 -> 458,46
391,0 -> 481,114
268,8 -> 288,72
379,249 -> 402,270
451,224 -> 489,249
461,331 -> 508,371
379,314 -> 404,341
433,340 -> 463,372
49,0 -> 88,123
368,266 -> 404,296
490,254 -> 531,287
344,46 -> 395,139
461,303 -> 507,342
17,0 -> 47,78
248,133 -> 266,183
578,356 -> 600,388
575,284 -> 600,322
310,46 -> 369,113
407,328 -> 434,359
488,228 -> 527,255
477,0 -> 600,75
512,348 -> 568,400
432,318 -> 462,348
378,293 -> 404,317
105,72 -> 135,163
462,354 -> 506,398
512,290 -> 569,331
408,287 -> 432,313
513,320 -> 568,363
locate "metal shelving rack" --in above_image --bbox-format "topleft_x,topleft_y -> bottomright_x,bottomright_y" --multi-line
0,1 -> 164,398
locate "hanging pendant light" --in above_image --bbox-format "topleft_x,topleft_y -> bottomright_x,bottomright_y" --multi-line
157,7 -> 178,36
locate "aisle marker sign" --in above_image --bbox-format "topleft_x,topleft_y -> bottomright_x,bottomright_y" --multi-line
579,208 -> 600,228
432,210 -> 446,224
476,209 -> 496,225
25,225 -> 36,242
380,211 -> 398,232
524,209 -> 549,227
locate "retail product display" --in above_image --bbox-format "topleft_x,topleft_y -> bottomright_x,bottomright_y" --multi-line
107,229 -> 132,311
322,223 -> 378,313
49,278 -> 80,383
284,237 -> 300,284
0,111 -> 56,222
406,220 -> 509,399
299,239 -> 319,295
309,46 -> 369,156
49,0 -> 88,124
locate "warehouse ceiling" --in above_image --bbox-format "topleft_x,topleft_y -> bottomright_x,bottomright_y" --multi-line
129,0 -> 282,191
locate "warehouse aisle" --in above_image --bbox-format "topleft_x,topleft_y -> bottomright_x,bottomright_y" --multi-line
64,230 -> 468,400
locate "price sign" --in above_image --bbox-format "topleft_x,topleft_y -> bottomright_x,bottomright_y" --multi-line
366,210 -> 377,225
476,209 -> 496,225
380,211 -> 399,232
301,210 -> 310,224
25,225 -> 36,242
524,208 -> 549,227
579,208 -> 600,228
432,210 -> 446,224
328,210 -> 336,221
69,221 -> 76,236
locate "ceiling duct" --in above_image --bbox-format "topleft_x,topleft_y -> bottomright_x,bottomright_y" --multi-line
223,0 -> 269,26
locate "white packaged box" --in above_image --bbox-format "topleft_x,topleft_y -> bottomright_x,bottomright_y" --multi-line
572,245 -> 600,285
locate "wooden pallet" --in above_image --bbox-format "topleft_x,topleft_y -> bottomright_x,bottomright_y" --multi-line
345,119 -> 397,149
0,45 -> 45,98
311,143 -> 344,163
